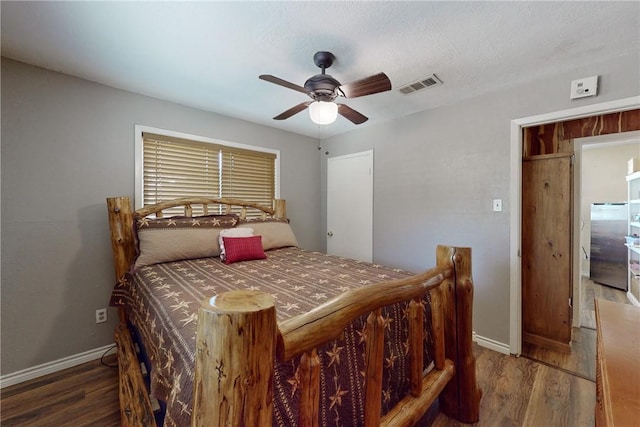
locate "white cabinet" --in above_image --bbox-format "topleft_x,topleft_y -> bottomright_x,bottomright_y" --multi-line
626,171 -> 640,305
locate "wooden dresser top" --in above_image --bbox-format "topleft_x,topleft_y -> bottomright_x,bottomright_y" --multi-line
595,299 -> 640,426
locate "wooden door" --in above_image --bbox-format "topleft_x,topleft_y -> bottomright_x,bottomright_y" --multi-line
522,153 -> 573,351
327,150 -> 373,262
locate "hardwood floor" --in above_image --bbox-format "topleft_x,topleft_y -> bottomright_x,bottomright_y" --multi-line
522,327 -> 596,381
0,354 -> 120,426
521,276 -> 631,382
432,344 -> 595,427
580,276 -> 629,330
1,345 -> 596,427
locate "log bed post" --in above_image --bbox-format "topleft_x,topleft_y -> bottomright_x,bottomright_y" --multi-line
106,197 -> 136,298
192,290 -> 277,427
436,245 -> 481,423
106,197 -> 136,272
273,199 -> 286,219
107,197 -> 156,426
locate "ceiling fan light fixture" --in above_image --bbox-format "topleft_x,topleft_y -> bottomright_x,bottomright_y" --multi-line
260,51 -> 391,125
309,101 -> 338,125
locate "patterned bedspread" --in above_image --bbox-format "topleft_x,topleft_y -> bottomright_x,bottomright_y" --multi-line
111,247 -> 435,426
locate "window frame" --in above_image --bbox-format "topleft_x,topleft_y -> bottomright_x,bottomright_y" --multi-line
134,125 -> 280,210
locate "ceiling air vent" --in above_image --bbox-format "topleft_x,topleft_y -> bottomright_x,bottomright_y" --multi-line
398,74 -> 443,95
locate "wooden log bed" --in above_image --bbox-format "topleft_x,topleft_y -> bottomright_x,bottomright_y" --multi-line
106,196 -> 481,426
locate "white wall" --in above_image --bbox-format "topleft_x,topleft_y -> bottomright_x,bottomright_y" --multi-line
320,51 -> 640,347
1,58 -> 322,375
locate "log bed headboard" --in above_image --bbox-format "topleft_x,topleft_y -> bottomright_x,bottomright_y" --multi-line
106,196 -> 481,427
107,197 -> 286,283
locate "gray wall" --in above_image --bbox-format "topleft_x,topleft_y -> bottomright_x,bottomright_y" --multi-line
320,51 -> 640,346
1,58 -> 322,375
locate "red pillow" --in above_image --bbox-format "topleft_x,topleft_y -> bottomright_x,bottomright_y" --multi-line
222,236 -> 267,264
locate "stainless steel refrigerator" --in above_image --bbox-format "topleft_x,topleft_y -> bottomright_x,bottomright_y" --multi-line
590,203 -> 627,290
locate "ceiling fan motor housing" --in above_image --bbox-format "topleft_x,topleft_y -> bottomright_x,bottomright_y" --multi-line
305,52 -> 341,101
304,74 -> 341,101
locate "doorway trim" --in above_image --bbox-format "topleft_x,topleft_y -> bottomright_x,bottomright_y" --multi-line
509,96 -> 640,355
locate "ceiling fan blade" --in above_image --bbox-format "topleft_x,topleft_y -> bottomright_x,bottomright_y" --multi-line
259,74 -> 308,94
338,72 -> 391,98
337,104 -> 368,125
273,102 -> 311,120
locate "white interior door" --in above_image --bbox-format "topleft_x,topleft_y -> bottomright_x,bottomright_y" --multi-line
327,150 -> 373,262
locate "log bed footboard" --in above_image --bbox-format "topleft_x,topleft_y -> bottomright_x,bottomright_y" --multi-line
106,197 -> 481,426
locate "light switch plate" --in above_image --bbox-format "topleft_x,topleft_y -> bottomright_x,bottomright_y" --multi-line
493,199 -> 503,212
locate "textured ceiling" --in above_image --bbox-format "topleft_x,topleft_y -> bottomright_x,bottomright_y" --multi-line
2,1 -> 639,139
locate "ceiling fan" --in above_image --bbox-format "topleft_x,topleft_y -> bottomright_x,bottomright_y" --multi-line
259,51 -> 391,125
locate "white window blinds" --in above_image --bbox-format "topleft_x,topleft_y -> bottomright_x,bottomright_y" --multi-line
143,132 -> 276,216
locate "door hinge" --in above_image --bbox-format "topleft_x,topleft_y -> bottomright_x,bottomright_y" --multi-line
568,297 -> 573,307
571,154 -> 576,165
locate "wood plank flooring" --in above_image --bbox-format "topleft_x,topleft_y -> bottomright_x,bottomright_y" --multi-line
1,345 -> 596,427
432,344 -> 595,427
580,277 -> 630,330
521,277 -> 631,382
522,327 -> 597,381
0,354 -> 120,426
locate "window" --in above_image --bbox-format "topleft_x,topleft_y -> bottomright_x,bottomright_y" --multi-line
139,131 -> 278,217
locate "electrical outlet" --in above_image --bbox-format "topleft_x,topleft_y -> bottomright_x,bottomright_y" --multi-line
96,308 -> 107,324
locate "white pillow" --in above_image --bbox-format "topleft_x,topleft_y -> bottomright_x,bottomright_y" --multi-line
219,228 -> 254,261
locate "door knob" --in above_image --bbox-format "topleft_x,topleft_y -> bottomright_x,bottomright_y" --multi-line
327,231 -> 334,237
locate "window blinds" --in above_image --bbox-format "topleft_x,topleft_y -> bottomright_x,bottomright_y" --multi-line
143,132 -> 276,216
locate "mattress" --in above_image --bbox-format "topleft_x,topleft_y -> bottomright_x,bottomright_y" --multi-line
111,247 -> 435,426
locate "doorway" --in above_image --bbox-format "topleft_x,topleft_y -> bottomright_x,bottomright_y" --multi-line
520,132 -> 638,380
577,132 -> 640,329
326,150 -> 373,262
509,97 -> 640,355
515,105 -> 640,381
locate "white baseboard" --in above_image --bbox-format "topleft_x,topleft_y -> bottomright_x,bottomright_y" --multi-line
628,291 -> 640,307
473,332 -> 511,355
0,344 -> 116,389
